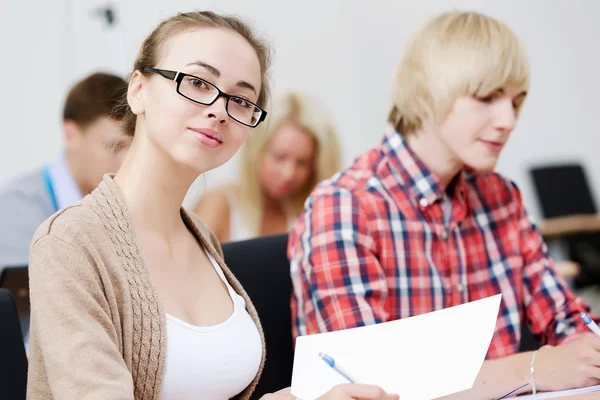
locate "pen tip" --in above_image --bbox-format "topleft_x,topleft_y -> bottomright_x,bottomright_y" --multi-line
319,352 -> 334,366
581,312 -> 592,324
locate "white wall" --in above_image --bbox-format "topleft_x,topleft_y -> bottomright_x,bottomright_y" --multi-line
0,0 -> 69,179
0,0 -> 129,183
1,0 -> 599,219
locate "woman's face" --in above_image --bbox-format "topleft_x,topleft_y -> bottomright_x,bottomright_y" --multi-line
258,123 -> 316,200
131,28 -> 262,175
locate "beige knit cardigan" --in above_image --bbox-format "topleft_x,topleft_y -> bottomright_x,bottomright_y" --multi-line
26,175 -> 265,399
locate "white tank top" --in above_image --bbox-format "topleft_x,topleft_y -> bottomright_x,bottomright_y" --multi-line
160,251 -> 262,400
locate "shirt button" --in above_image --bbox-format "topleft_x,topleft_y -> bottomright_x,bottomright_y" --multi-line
441,230 -> 448,240
456,283 -> 465,293
419,198 -> 429,208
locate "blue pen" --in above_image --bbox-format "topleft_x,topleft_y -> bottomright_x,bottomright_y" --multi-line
319,352 -> 357,383
580,312 -> 600,337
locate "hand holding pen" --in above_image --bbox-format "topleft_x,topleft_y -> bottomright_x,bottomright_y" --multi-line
260,384 -> 399,400
523,312 -> 600,393
316,352 -> 399,400
316,384 -> 399,400
319,353 -> 358,383
258,352 -> 398,400
581,312 -> 600,337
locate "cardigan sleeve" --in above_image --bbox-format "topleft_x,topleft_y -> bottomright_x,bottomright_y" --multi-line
27,233 -> 134,400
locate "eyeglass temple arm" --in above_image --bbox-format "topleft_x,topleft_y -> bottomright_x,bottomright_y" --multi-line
142,67 -> 178,81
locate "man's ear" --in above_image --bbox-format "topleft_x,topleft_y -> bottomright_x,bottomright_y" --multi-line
63,119 -> 84,150
127,70 -> 146,115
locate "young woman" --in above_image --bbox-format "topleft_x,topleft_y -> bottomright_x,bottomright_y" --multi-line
194,90 -> 341,242
26,10 -> 397,400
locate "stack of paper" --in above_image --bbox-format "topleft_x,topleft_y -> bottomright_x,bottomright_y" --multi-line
291,294 -> 502,400
516,385 -> 600,399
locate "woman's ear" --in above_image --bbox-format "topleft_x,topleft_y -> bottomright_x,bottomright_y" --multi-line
127,70 -> 145,116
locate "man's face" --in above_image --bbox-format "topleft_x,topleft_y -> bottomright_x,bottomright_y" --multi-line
65,116 -> 131,194
436,86 -> 527,172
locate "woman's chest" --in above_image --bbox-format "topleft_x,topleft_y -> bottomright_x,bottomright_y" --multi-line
141,237 -> 234,328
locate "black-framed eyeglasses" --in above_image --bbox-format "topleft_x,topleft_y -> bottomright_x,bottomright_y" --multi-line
142,67 -> 267,128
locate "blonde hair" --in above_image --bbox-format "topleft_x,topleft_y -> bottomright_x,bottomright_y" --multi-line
117,11 -> 272,137
238,90 -> 342,236
388,10 -> 530,135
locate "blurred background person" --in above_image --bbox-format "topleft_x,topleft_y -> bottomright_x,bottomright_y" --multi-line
0,72 -> 130,269
194,90 -> 342,242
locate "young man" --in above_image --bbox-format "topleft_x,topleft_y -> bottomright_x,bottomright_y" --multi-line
0,72 -> 130,269
288,11 -> 600,398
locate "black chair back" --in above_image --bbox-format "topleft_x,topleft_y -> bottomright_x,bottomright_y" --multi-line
222,234 -> 294,399
530,163 -> 597,218
530,163 -> 600,287
0,288 -> 28,400
0,266 -> 30,338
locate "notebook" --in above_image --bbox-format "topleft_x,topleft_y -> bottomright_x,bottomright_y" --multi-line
516,384 -> 600,399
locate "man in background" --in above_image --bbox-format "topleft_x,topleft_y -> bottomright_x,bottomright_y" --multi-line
0,72 -> 130,269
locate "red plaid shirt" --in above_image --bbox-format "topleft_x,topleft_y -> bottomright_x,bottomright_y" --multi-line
288,126 -> 594,358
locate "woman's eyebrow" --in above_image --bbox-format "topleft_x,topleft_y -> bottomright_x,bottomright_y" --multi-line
187,60 -> 257,95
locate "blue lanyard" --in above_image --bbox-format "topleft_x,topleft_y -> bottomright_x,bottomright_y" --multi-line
42,166 -> 59,212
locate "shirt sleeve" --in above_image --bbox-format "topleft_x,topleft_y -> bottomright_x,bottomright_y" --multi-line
0,187 -> 48,268
288,187 -> 390,338
514,183 -> 597,345
27,234 -> 134,400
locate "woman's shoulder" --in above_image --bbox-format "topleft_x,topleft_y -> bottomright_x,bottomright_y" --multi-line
31,199 -> 116,257
193,183 -> 239,222
197,183 -> 238,208
28,196 -> 137,293
183,208 -> 213,236
182,208 -> 224,258
33,203 -> 96,242
192,184 -> 239,243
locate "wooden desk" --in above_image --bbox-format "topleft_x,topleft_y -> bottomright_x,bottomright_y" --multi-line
553,260 -> 581,280
539,214 -> 600,239
537,214 -> 600,280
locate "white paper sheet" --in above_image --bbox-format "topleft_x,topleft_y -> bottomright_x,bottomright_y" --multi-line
515,385 -> 600,399
291,294 -> 502,400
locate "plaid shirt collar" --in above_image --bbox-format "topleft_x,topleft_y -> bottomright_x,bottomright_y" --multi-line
379,124 -> 470,215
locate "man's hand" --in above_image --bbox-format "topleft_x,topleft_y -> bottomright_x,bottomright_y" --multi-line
535,333 -> 600,391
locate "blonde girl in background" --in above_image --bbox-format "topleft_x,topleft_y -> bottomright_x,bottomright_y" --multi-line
195,90 -> 342,242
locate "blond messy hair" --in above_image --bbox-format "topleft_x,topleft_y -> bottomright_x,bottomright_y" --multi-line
238,90 -> 342,237
388,10 -> 530,135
